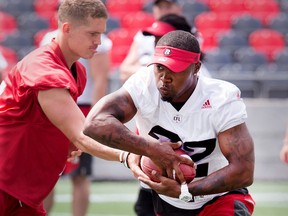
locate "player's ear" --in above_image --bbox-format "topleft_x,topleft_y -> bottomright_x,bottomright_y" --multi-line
194,62 -> 201,73
62,22 -> 70,34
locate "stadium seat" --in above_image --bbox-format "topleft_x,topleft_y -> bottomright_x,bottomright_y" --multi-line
33,0 -> 59,19
107,28 -> 135,47
0,30 -> 33,49
204,48 -> 233,72
48,12 -> 58,30
121,11 -> 155,33
231,14 -> 263,38
106,0 -> 144,18
267,12 -> 288,35
277,0 -> 288,13
181,1 -> 209,25
194,12 -> 232,51
16,46 -> 36,61
195,12 -> 232,33
142,2 -> 153,14
0,30 -> 35,61
106,17 -> 121,33
0,11 -> 17,42
273,48 -> 288,65
244,0 -> 280,25
249,29 -> 285,62
217,30 -> 249,55
234,47 -> 268,71
17,13 -> 50,36
107,28 -> 135,66
0,0 -> 34,17
208,0 -> 246,16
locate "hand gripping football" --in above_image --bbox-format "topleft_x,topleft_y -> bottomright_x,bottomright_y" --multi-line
140,148 -> 196,183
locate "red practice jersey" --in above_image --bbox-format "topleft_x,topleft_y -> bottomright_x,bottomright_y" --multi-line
0,40 -> 86,208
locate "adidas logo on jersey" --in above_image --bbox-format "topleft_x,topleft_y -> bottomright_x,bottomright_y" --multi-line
201,99 -> 212,109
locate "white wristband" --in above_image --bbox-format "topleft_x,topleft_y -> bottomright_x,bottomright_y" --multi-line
123,152 -> 131,169
119,151 -> 125,163
179,183 -> 192,202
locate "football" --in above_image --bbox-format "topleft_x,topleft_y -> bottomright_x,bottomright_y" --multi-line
140,148 -> 196,183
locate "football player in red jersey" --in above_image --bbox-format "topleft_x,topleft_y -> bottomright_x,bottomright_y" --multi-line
84,30 -> 255,216
0,1 -> 122,215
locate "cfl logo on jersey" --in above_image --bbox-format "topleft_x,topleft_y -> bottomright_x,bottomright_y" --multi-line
163,48 -> 171,56
173,114 -> 182,123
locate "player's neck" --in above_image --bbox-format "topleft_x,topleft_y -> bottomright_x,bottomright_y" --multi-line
170,101 -> 186,111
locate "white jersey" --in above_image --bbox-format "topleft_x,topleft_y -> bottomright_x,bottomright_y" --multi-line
123,66 -> 247,210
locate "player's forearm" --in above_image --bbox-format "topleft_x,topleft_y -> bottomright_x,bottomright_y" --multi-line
72,131 -> 121,161
188,162 -> 254,197
83,116 -> 157,157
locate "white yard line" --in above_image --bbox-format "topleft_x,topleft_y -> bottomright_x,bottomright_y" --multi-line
55,192 -> 288,203
55,193 -> 137,203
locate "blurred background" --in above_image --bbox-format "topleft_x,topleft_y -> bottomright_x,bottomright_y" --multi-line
0,0 -> 287,215
1,0 -> 288,98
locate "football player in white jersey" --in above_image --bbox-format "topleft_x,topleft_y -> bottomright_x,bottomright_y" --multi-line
84,30 -> 255,216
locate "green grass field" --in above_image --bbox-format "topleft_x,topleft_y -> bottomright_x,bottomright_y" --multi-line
49,179 -> 288,216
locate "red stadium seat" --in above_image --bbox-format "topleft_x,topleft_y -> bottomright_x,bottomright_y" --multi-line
195,12 -> 232,34
249,29 -> 285,62
231,14 -> 263,37
108,28 -> 135,47
0,11 -> 17,42
48,12 -> 58,29
34,0 -> 59,19
107,28 -> 135,66
106,0 -> 144,18
244,0 -> 280,25
194,12 -> 232,51
121,11 -> 155,33
208,0 -> 246,17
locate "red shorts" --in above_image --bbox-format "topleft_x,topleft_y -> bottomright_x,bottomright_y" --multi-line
198,193 -> 255,216
153,190 -> 255,216
0,189 -> 46,216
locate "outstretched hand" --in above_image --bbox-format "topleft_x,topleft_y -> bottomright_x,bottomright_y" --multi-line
128,153 -> 150,180
138,170 -> 181,198
67,144 -> 82,162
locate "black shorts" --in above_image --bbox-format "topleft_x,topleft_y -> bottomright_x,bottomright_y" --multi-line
70,152 -> 92,177
70,104 -> 92,177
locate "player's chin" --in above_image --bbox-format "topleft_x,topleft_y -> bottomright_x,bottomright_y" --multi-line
160,95 -> 172,102
83,50 -> 97,59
